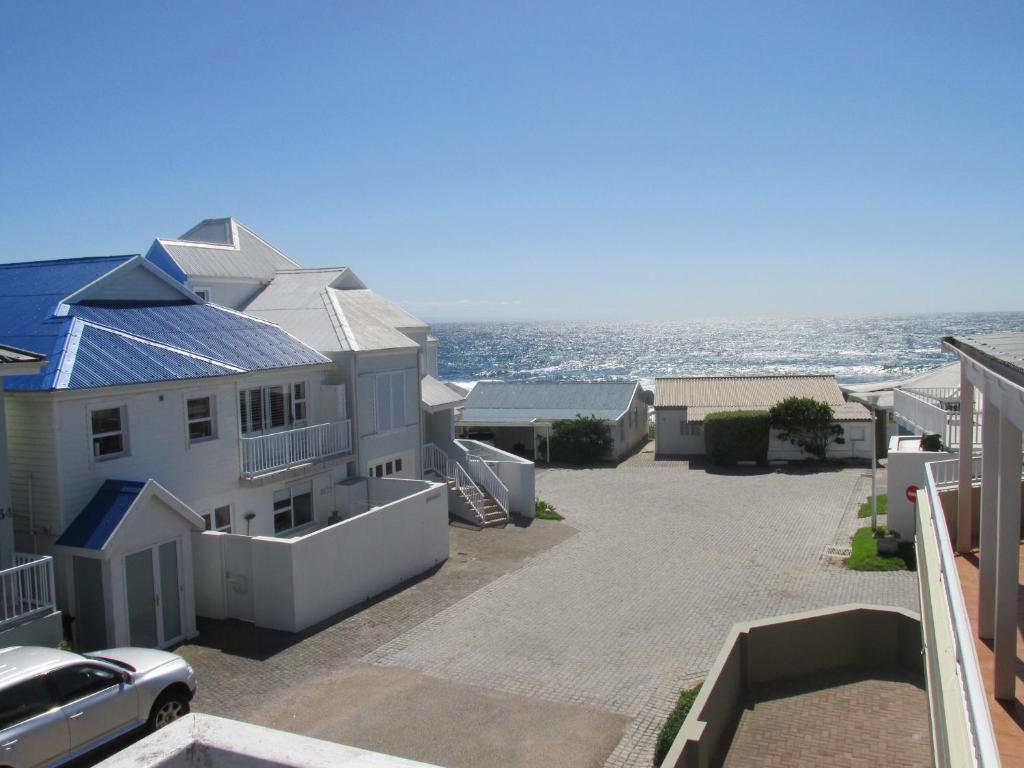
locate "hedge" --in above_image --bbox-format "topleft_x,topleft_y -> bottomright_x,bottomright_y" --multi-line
702,410 -> 770,465
652,683 -> 702,765
550,414 -> 613,464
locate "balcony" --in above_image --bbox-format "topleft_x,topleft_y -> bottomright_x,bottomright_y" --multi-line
894,387 -> 982,450
240,419 -> 352,480
0,553 -> 57,638
918,456 -> 1022,766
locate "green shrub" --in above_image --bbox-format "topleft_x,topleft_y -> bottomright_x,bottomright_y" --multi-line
921,433 -> 943,452
535,499 -> 564,520
653,683 -> 702,765
702,410 -> 770,465
550,415 -> 613,464
769,396 -> 844,461
845,526 -> 916,571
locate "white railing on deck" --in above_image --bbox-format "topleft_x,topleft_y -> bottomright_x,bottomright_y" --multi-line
894,389 -> 983,449
930,455 -> 983,489
466,456 -> 510,516
919,460 -> 1000,767
241,420 -> 352,478
0,553 -> 56,630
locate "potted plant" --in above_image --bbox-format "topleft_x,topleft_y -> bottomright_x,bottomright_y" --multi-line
921,433 -> 943,452
874,525 -> 901,555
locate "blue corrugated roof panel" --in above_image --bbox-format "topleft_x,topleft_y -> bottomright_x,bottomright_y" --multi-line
55,480 -> 145,550
0,257 -> 329,391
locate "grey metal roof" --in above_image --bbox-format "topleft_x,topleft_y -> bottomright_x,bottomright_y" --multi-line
944,332 -> 1024,389
421,374 -> 466,411
461,381 -> 640,423
147,218 -> 300,282
655,375 -> 870,422
244,270 -> 420,353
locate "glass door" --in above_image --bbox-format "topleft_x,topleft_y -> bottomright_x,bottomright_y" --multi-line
124,540 -> 184,648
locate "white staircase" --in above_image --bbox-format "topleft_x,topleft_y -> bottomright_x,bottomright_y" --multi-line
423,443 -> 511,527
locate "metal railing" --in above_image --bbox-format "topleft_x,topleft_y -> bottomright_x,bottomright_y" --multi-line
894,389 -> 983,449
918,460 -> 1000,767
929,455 -> 983,489
0,553 -> 56,630
423,442 -> 491,524
466,456 -> 510,517
240,419 -> 352,478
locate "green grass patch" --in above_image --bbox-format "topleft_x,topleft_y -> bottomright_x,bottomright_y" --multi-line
535,499 -> 564,520
857,493 -> 888,518
653,683 -> 702,766
845,526 -> 915,571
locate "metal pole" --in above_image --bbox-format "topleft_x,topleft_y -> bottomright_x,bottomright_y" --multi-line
870,404 -> 878,531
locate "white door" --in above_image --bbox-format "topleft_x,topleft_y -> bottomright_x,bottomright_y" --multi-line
124,540 -> 184,648
222,534 -> 255,622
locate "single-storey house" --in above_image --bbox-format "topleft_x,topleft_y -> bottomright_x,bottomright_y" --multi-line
457,381 -> 648,462
654,375 -> 873,460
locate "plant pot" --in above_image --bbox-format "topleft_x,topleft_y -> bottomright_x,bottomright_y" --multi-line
877,537 -> 899,555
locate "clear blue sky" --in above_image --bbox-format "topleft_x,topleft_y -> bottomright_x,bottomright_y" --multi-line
2,2 -> 1021,321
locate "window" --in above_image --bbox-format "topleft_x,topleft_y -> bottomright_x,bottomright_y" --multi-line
239,383 -> 306,435
273,482 -> 313,534
292,382 -> 307,422
395,458 -> 403,473
679,422 -> 702,437
187,396 -> 216,442
193,288 -> 211,301
369,453 -> 409,479
0,676 -> 56,729
847,425 -> 867,441
376,372 -> 406,433
202,505 -> 232,533
91,406 -> 127,459
49,665 -> 121,704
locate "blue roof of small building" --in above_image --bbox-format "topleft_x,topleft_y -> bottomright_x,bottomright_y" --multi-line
0,257 -> 330,391
55,480 -> 146,550
461,381 -> 641,423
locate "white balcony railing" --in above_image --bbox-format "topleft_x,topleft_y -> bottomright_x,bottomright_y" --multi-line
0,553 -> 56,630
917,460 -> 999,768
240,420 -> 352,478
894,388 -> 983,450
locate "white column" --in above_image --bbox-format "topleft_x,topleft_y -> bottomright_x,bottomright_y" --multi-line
978,398 -> 1000,639
957,373 -> 975,552
994,414 -> 1022,700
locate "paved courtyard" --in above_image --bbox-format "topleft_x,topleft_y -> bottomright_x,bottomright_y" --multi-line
176,462 -> 918,768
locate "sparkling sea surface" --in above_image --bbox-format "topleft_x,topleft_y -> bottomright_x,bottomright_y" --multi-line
432,312 -> 1024,390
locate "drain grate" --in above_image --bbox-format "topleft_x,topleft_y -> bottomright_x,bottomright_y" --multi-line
821,544 -> 852,564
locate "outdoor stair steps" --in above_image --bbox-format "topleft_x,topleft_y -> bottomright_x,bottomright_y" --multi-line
445,477 -> 509,527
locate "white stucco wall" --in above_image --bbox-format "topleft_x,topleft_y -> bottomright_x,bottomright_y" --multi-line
354,351 -> 422,478
654,409 -> 704,456
887,439 -> 949,541
609,387 -> 649,460
247,479 -> 448,632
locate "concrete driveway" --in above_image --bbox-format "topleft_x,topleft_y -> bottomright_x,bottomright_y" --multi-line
176,462 -> 917,768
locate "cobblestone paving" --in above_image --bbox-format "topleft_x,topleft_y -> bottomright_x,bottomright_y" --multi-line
365,464 -> 919,768
721,667 -> 930,767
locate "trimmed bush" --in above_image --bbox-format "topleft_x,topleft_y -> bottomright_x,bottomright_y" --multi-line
550,415 -> 613,464
653,683 -> 702,765
769,396 -> 844,461
703,410 -> 770,465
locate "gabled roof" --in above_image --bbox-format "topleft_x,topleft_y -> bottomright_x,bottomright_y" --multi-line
421,374 -> 467,413
0,256 -> 329,392
146,218 -> 300,283
55,479 -> 202,553
654,375 -> 871,422
461,381 -> 641,423
244,270 -> 421,353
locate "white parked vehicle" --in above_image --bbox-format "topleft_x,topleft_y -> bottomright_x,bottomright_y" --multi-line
0,646 -> 196,768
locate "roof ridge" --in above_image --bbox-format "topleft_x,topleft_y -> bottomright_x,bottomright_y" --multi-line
654,374 -> 834,380
0,254 -> 137,269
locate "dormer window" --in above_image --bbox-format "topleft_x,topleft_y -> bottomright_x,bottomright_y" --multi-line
193,288 -> 210,301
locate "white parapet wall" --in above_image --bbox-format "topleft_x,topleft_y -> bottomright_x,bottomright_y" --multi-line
886,436 -> 949,541
95,713 -> 442,768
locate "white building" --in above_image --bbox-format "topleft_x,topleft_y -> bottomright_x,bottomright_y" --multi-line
146,218 -> 528,528
1,255 -> 447,648
654,375 -> 873,460
457,381 -> 649,462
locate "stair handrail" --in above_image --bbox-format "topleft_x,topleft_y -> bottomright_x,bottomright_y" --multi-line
424,443 -> 488,524
467,456 -> 510,518
453,461 -> 488,524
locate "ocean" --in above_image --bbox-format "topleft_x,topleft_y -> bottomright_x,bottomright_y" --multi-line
432,312 -> 1024,390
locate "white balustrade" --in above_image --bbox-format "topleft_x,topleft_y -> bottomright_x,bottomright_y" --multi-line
0,553 -> 56,630
240,420 -> 352,478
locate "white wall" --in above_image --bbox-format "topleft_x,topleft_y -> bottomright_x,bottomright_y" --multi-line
4,396 -> 61,546
610,387 -> 649,460
655,409 -> 704,456
887,439 -> 949,541
249,479 -> 448,632
355,351 -> 422,477
187,278 -> 265,311
494,459 -> 535,517
0,378 -> 12,567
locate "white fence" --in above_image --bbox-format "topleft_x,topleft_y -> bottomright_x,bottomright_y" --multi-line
894,389 -> 983,450
423,442 -> 490,524
0,553 -> 56,630
917,462 -> 999,767
240,419 -> 352,478
466,456 -> 510,516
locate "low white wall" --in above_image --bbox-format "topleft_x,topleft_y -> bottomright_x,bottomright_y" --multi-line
495,460 -> 535,517
192,532 -> 226,620
0,610 -> 62,648
888,440 -> 950,541
251,480 -> 449,632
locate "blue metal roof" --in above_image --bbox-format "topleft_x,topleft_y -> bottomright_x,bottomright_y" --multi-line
55,480 -> 145,550
0,257 -> 330,391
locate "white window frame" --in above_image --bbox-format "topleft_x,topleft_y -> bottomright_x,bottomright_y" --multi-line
193,287 -> 211,301
201,505 -> 232,533
89,403 -> 129,461
368,451 -> 411,479
272,481 -> 314,535
375,371 -> 406,434
239,382 -> 307,436
186,394 -> 217,444
292,381 -> 307,424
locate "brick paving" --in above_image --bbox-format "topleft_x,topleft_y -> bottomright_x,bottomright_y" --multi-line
721,666 -> 930,767
176,462 -> 919,768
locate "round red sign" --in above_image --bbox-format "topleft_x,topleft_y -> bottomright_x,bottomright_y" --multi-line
906,485 -> 919,503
